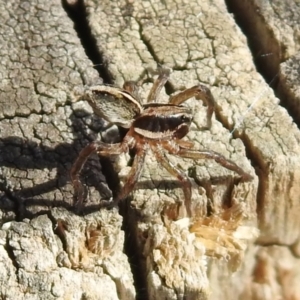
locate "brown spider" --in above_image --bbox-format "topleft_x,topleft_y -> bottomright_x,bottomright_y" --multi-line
71,68 -> 252,217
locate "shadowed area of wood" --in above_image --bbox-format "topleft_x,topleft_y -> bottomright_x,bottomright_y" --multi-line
0,0 -> 299,299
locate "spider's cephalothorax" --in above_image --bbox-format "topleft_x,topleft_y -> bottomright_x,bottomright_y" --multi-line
71,68 -> 252,217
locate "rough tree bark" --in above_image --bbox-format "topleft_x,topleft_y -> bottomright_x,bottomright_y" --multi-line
0,0 -> 299,299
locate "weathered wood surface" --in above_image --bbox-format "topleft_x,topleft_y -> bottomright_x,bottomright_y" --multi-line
0,0 -> 299,299
225,1 -> 300,299
0,0 -> 135,299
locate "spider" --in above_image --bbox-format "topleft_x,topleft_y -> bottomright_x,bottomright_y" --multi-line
71,68 -> 252,217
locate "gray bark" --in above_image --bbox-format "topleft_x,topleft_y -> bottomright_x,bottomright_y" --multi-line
0,0 -> 299,299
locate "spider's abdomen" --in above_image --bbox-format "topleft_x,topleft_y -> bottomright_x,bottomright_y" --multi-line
133,104 -> 192,140
86,86 -> 143,128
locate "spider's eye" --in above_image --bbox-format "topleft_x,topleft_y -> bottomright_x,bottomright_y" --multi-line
180,114 -> 192,124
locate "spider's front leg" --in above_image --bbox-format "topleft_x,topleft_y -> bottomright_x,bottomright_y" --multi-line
169,84 -> 215,129
147,67 -> 171,103
123,81 -> 142,103
123,66 -> 171,104
70,141 -> 127,207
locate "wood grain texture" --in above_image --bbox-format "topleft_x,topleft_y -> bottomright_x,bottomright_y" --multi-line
225,0 -> 300,299
0,0 -> 299,299
0,0 -> 135,299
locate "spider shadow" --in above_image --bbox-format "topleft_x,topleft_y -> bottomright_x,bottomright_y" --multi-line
133,174 -> 240,215
0,108 -> 115,221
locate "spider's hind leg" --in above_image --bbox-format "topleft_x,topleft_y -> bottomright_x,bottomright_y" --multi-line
152,146 -> 193,218
113,148 -> 146,204
177,148 -> 253,182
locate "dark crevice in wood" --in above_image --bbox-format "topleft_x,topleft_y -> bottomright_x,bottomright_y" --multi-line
61,1 -> 143,289
213,105 -> 266,217
61,0 -> 113,84
55,1 -> 143,286
237,133 -> 268,219
276,63 -> 300,125
224,0 -> 281,86
136,20 -> 176,99
224,0 -> 300,126
61,0 -> 126,217
136,20 -> 160,64
120,203 -> 149,300
220,0 -> 289,222
4,235 -> 19,277
98,157 -> 121,199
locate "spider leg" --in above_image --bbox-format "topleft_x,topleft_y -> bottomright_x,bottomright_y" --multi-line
123,81 -> 141,103
152,146 -> 192,217
113,147 -> 146,204
177,148 -> 253,182
71,141 -> 126,206
147,67 -> 171,103
169,84 -> 215,129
